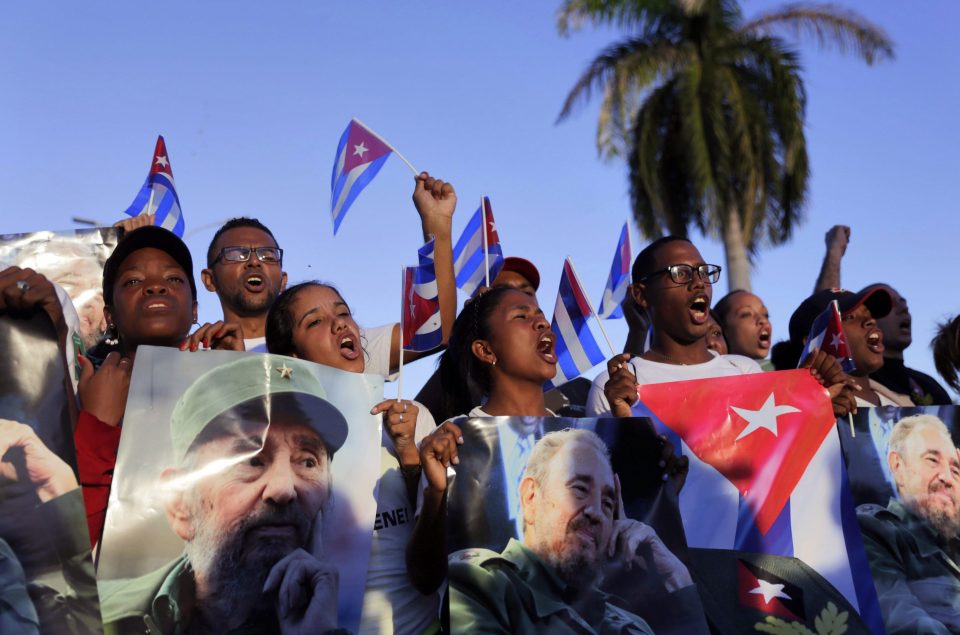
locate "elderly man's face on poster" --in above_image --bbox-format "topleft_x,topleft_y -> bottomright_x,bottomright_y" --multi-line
520,439 -> 616,586
889,422 -> 960,537
165,417 -> 332,585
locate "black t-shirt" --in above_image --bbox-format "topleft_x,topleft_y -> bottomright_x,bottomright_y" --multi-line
871,358 -> 951,405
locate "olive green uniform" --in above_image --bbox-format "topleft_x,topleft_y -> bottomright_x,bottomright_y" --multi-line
449,539 -> 654,635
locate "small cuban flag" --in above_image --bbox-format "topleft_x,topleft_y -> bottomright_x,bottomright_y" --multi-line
330,119 -> 416,234
401,238 -> 442,352
452,196 -> 504,298
598,221 -> 633,319
545,257 -> 608,390
123,135 -> 184,237
798,300 -> 856,373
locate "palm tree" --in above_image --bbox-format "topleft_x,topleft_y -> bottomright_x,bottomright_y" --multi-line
557,0 -> 893,291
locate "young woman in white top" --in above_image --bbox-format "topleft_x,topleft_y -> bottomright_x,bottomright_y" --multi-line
265,281 -> 437,635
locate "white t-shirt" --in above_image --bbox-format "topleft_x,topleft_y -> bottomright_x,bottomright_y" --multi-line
360,400 -> 438,635
361,324 -> 397,380
243,336 -> 267,353
586,351 -> 762,417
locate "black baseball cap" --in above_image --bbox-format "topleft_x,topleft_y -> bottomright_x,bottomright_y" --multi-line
102,225 -> 197,305
788,287 -> 892,344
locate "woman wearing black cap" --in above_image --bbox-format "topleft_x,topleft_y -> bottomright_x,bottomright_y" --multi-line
787,288 -> 914,407
74,226 -> 244,547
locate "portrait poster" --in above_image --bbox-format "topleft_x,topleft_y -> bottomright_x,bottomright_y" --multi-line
635,369 -> 884,634
97,346 -> 384,634
837,405 -> 960,632
0,227 -> 118,353
446,416 -> 709,635
0,315 -> 103,634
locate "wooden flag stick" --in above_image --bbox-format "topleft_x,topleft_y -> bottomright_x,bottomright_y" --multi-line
566,257 -> 617,357
481,196 -> 490,288
396,266 -> 405,402
352,117 -> 419,175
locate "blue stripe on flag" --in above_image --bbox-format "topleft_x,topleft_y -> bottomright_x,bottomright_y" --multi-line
330,122 -> 351,191
332,153 -> 390,233
735,496 -> 794,556
838,454 -> 886,632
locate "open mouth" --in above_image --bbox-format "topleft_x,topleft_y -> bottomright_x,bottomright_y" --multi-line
866,330 -> 885,354
143,299 -> 172,312
244,274 -> 265,293
536,333 -> 557,363
758,329 -> 771,349
339,334 -> 361,360
899,319 -> 911,335
689,296 -> 709,324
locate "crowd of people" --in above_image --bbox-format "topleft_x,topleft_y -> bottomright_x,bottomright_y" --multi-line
1,170 -> 959,634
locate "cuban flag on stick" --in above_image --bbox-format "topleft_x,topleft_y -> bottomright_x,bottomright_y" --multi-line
634,371 -> 884,633
330,118 -> 418,234
798,300 -> 856,374
545,257 -> 615,390
452,196 -> 503,298
123,135 -> 185,237
401,239 -> 442,353
598,221 -> 633,319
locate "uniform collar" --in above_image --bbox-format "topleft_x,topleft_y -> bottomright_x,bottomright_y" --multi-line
501,538 -> 609,624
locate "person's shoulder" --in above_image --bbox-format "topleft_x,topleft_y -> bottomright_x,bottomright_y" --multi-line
717,353 -> 764,374
856,502 -> 905,539
449,547 -> 520,593
98,557 -> 185,623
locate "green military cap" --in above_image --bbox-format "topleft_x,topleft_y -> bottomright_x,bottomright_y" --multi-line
170,354 -> 349,462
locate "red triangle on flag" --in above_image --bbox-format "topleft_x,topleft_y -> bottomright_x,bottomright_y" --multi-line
638,370 -> 835,534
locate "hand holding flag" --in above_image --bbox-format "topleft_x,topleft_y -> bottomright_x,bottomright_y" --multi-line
798,300 -> 855,373
123,135 -> 184,237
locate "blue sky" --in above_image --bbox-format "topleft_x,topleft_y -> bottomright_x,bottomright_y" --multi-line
2,1 -> 957,399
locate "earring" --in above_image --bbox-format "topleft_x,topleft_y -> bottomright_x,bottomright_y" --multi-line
491,359 -> 497,367
104,323 -> 119,346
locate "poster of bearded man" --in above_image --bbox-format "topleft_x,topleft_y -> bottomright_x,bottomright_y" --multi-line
838,406 -> 960,633
96,347 -> 383,635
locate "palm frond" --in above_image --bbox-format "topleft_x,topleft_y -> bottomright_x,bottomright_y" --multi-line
557,36 -> 689,123
737,3 -> 894,64
556,0 -> 678,37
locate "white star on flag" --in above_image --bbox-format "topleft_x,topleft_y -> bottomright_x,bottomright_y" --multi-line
353,142 -> 368,158
155,155 -> 169,168
830,332 -> 844,348
488,220 -> 497,235
749,579 -> 792,605
732,393 -> 800,441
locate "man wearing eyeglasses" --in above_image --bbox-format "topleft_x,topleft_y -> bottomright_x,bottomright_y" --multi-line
202,218 -> 288,352
586,236 -> 763,417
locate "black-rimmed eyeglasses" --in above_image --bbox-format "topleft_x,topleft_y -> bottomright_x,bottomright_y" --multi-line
214,246 -> 283,265
640,264 -> 721,285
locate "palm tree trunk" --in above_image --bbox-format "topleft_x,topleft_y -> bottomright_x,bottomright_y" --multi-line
722,207 -> 752,292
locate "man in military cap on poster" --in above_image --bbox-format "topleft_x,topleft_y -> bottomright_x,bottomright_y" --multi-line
98,354 -> 350,635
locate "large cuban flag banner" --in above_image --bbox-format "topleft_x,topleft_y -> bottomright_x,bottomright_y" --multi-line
634,370 -> 885,634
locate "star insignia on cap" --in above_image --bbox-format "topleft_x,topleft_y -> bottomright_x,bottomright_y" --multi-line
276,363 -> 293,379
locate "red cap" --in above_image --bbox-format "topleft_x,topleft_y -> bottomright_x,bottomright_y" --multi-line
499,257 -> 540,291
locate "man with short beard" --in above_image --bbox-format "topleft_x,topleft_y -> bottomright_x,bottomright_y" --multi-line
450,428 -> 693,634
858,414 -> 960,633
98,355 -> 350,635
